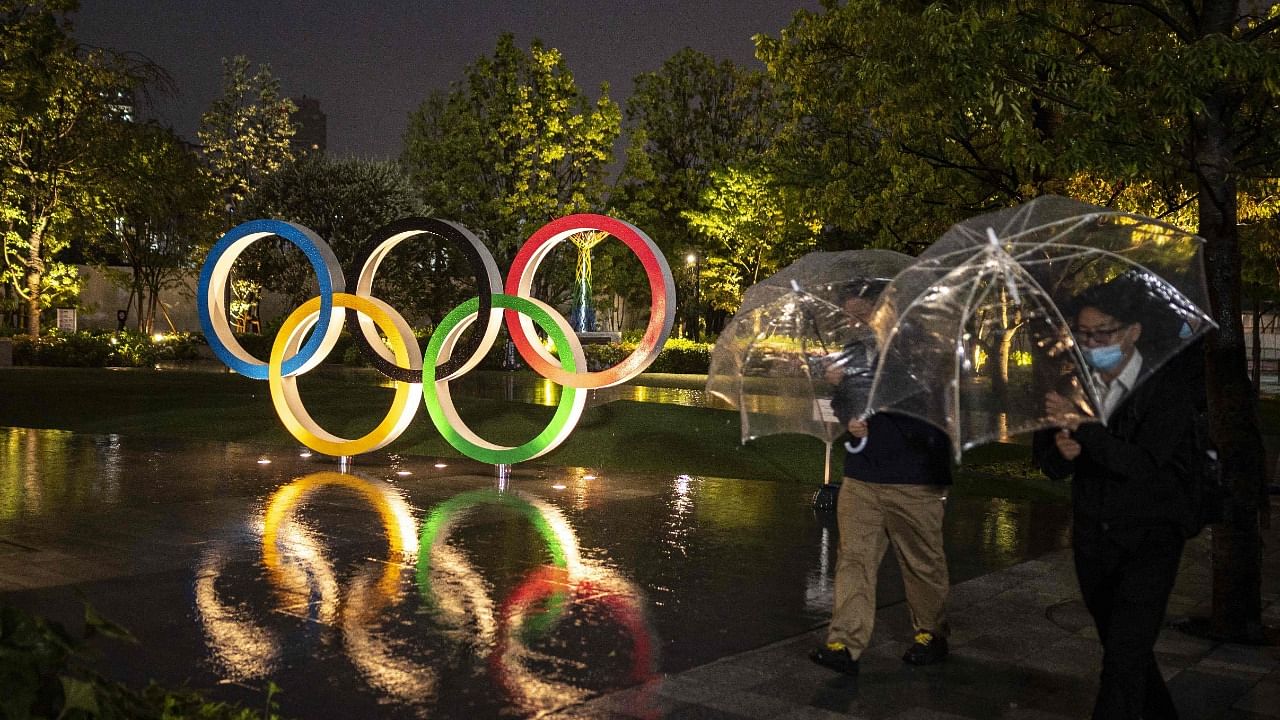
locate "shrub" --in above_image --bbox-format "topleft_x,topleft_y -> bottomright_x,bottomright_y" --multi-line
581,337 -> 712,374
0,601 -> 285,719
11,330 -> 203,368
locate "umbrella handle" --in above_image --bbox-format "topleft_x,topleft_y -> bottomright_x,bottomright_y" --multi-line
844,437 -> 868,454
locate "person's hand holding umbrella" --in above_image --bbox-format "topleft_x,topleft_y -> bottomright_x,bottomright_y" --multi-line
1044,390 -> 1093,460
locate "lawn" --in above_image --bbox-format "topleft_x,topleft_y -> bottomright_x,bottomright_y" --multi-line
0,366 -> 1098,502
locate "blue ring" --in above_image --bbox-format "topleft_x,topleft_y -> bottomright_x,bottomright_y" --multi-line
197,220 -> 341,379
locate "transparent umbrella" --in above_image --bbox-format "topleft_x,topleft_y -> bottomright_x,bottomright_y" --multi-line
707,249 -> 912,484
864,195 -> 1217,460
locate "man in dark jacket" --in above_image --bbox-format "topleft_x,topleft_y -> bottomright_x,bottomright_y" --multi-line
810,291 -> 953,677
1035,281 -> 1199,720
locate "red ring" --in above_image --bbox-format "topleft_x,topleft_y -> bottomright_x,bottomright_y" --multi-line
504,214 -> 675,389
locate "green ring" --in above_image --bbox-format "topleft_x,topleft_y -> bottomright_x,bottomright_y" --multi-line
422,294 -> 581,465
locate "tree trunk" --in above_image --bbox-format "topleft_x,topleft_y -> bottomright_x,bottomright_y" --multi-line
1251,291 -> 1262,395
1195,87 -> 1268,642
24,216 -> 48,336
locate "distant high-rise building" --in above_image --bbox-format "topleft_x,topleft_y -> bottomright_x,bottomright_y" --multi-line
290,95 -> 327,155
106,88 -> 135,122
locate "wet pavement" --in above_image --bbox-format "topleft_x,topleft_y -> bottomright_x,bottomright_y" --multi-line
561,500 -> 1280,720
0,427 -> 1073,719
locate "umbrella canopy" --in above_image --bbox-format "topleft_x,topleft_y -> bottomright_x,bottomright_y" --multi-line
736,249 -> 918,317
707,249 -> 912,478
707,288 -> 868,445
865,196 -> 1216,460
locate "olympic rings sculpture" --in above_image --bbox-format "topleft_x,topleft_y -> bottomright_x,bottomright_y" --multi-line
197,214 -> 675,464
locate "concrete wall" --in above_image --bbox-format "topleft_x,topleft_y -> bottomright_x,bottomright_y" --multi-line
73,265 -> 290,332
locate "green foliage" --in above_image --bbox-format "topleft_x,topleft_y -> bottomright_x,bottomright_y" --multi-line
197,56 -> 296,214
757,1 -> 1280,242
401,33 -> 620,267
0,601 -> 284,720
236,156 -> 453,326
11,330 -> 202,367
682,166 -> 820,311
610,49 -> 779,330
612,48 -> 778,258
96,122 -> 220,334
581,337 -> 712,374
1,0 -> 166,335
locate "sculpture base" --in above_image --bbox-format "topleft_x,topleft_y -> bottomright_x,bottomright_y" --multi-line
576,331 -> 621,345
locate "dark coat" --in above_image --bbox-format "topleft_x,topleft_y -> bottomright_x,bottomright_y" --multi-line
1033,365 -> 1198,531
830,361 -> 952,485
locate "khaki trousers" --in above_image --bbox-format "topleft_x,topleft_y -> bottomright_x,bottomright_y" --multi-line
827,478 -> 950,657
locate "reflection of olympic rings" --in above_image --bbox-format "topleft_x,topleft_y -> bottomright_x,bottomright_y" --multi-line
415,487 -> 658,714
417,489 -> 578,641
196,472 -> 420,685
198,476 -> 658,710
494,565 -> 657,714
261,471 -> 419,598
196,214 -> 674,462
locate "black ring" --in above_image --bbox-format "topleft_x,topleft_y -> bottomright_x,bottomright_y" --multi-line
347,217 -> 496,383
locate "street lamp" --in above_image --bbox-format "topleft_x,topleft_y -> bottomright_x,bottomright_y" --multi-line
685,252 -> 702,339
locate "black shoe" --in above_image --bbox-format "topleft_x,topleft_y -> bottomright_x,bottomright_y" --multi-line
810,642 -> 860,675
902,629 -> 948,665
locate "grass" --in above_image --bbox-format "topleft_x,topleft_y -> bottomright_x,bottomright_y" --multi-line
0,366 -> 1104,503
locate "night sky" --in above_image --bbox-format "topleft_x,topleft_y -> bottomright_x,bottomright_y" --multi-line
71,0 -> 821,159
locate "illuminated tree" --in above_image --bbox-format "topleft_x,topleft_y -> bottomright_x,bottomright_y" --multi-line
613,48 -> 777,265
98,122 -> 219,333
197,56 -> 296,215
0,0 -> 167,335
196,55 -> 296,330
683,166 -> 819,315
402,33 -> 619,267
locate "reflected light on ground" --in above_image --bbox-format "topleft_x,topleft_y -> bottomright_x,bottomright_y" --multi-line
342,565 -> 435,702
194,548 -> 281,680
197,471 -> 420,683
493,564 -> 658,716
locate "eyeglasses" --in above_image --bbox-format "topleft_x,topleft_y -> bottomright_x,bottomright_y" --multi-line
1073,324 -> 1128,344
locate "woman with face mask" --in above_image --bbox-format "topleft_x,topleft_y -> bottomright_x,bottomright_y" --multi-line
1033,280 -> 1201,720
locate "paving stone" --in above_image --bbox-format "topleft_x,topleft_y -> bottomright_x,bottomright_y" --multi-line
1200,643 -> 1280,675
1233,680 -> 1280,717
1169,669 -> 1260,720
773,706 -> 872,720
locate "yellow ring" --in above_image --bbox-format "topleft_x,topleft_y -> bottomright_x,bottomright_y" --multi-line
269,293 -> 423,456
262,472 -> 419,600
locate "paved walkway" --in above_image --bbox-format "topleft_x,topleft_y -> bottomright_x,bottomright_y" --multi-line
559,498 -> 1280,720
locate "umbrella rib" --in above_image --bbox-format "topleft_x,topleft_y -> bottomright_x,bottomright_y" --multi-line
1002,256 -> 1108,421
951,266 -> 997,458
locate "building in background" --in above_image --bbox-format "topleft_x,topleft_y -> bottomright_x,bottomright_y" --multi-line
290,95 -> 326,156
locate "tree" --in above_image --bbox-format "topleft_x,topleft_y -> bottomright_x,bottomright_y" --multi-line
198,55 -> 296,215
97,122 -> 219,333
196,55 -> 296,330
402,33 -> 619,273
1,0 -> 166,335
236,156 -> 441,325
682,167 -> 820,324
612,48 -> 778,267
759,0 -> 1280,640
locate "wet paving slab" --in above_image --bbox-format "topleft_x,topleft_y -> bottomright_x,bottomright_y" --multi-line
0,426 -> 1072,719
